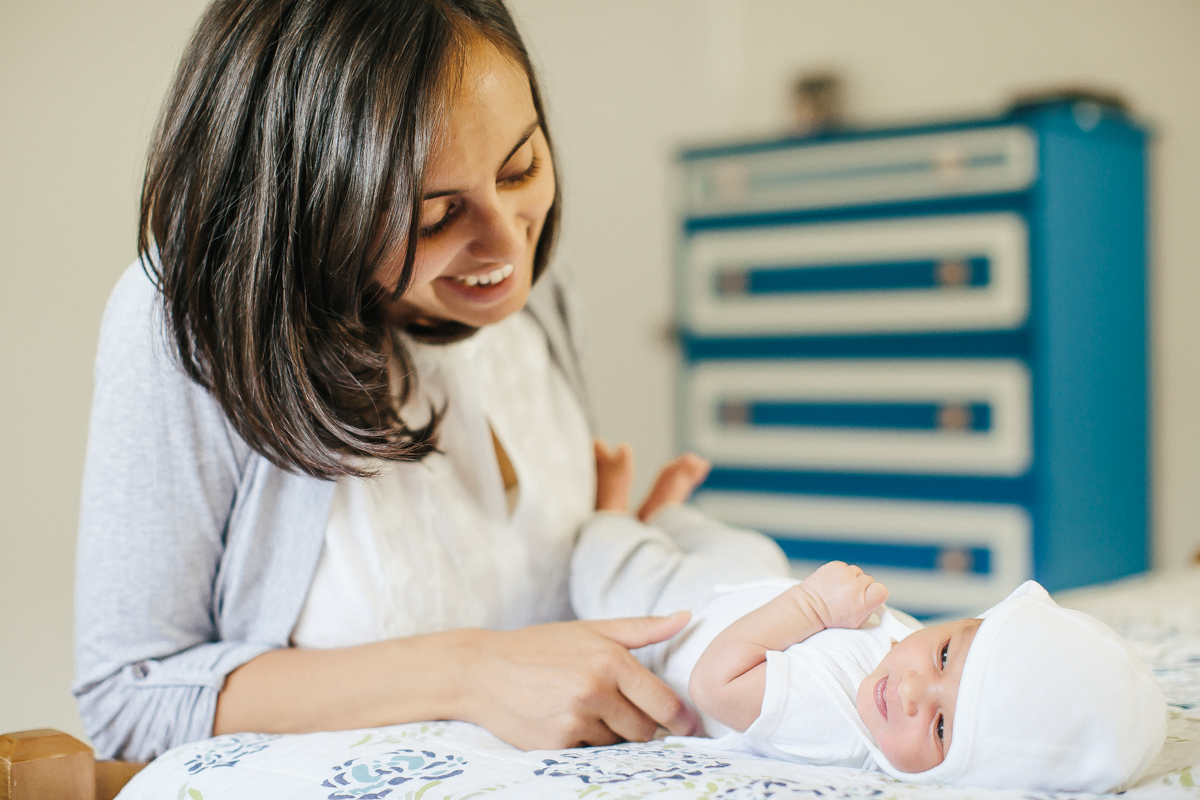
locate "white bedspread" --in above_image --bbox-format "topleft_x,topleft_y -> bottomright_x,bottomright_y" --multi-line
119,569 -> 1200,799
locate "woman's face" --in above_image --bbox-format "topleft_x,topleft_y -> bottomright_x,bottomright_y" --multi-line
379,41 -> 556,329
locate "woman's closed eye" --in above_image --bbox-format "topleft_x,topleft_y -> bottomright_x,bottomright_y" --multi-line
419,197 -> 463,238
418,151 -> 541,239
498,153 -> 541,188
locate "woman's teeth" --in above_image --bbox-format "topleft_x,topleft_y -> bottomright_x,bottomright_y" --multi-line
453,263 -> 514,287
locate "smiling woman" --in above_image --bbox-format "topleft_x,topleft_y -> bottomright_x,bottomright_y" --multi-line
72,0 -> 700,763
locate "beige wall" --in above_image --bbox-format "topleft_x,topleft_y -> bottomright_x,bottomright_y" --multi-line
1,0 -> 1196,741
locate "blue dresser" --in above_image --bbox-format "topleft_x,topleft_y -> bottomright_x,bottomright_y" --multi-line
675,100 -> 1148,617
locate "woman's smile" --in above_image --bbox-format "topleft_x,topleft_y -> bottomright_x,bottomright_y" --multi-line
448,263 -> 515,287
874,675 -> 888,720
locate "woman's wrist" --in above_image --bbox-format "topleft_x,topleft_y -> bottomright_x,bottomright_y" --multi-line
434,627 -> 487,724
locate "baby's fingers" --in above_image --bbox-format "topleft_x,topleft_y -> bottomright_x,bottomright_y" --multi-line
863,579 -> 889,610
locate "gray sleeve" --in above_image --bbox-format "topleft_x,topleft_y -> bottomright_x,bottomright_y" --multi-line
72,264 -> 275,761
649,504 -> 792,587
569,505 -> 790,672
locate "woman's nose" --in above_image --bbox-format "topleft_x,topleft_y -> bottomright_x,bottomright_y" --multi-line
468,195 -> 524,263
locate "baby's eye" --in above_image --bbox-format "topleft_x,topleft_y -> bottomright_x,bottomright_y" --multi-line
940,642 -> 949,669
937,714 -> 944,742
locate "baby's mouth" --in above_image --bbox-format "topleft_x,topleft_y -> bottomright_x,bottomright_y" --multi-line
874,676 -> 888,720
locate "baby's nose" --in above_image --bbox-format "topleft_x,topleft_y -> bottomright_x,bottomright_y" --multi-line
898,671 -> 930,715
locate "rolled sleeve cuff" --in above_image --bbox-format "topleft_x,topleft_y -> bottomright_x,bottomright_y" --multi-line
75,640 -> 277,761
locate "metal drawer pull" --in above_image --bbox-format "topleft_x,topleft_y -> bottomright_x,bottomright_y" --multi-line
714,256 -> 988,297
769,536 -> 990,576
717,399 -> 991,433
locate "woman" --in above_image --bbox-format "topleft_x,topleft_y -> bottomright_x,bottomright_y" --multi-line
74,0 -> 698,762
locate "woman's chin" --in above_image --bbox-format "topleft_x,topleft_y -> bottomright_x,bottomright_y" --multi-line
429,271 -> 532,328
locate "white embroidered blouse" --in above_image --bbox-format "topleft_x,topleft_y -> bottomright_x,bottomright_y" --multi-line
292,311 -> 595,647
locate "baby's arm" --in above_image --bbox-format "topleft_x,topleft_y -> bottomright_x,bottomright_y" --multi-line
689,561 -> 888,732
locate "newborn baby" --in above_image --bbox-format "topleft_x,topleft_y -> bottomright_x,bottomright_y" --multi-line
572,442 -> 1168,794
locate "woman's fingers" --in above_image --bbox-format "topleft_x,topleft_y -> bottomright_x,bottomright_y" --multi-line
462,619 -> 699,749
582,614 -> 700,736
612,654 -> 700,737
570,717 -> 624,748
590,685 -> 662,743
585,610 -> 691,650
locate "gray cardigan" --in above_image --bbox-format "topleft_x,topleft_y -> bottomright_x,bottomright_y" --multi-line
73,262 -> 592,761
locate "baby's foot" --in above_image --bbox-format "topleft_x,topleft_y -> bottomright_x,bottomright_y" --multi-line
637,453 -> 712,522
594,439 -> 634,513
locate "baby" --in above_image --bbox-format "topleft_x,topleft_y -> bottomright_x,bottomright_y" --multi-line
572,442 -> 1168,794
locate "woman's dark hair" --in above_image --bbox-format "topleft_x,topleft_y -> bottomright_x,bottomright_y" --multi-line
139,0 -> 560,480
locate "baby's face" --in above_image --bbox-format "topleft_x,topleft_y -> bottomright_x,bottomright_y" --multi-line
855,617 -> 981,773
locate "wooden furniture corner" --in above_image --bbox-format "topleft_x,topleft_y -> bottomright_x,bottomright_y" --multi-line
0,730 -> 145,800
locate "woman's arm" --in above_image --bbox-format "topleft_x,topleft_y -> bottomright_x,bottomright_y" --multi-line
689,562 -> 888,732
79,267 -> 697,757
215,615 -> 700,748
75,265 -> 291,761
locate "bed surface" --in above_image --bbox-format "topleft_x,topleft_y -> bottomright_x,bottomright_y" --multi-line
118,569 -> 1200,799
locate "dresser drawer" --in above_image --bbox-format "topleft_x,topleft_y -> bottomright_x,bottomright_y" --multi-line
680,125 -> 1037,219
694,490 -> 1032,617
684,359 -> 1031,476
681,213 -> 1029,336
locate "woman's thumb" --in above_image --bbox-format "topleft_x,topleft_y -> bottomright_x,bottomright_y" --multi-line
587,610 -> 692,650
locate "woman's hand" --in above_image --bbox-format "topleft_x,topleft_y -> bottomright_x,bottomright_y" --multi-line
454,612 -> 701,749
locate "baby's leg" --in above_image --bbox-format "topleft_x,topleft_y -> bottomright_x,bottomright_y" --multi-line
594,439 -> 634,513
637,453 -> 712,522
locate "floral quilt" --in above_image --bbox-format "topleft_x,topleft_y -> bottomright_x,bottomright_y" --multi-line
119,569 -> 1200,800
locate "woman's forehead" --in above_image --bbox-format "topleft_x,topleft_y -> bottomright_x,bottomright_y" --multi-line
425,41 -> 537,186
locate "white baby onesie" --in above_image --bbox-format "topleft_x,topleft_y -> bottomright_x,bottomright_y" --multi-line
661,580 -> 921,767
739,606 -> 920,767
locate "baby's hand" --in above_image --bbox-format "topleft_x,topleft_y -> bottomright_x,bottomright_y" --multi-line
798,561 -> 889,630
594,440 -> 634,513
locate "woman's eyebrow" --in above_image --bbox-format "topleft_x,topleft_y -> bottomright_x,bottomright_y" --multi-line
421,120 -> 540,201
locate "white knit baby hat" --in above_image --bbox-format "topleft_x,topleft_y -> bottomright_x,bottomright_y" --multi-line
876,581 -> 1167,793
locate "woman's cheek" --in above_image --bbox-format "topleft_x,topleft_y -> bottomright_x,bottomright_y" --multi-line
411,244 -> 453,288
